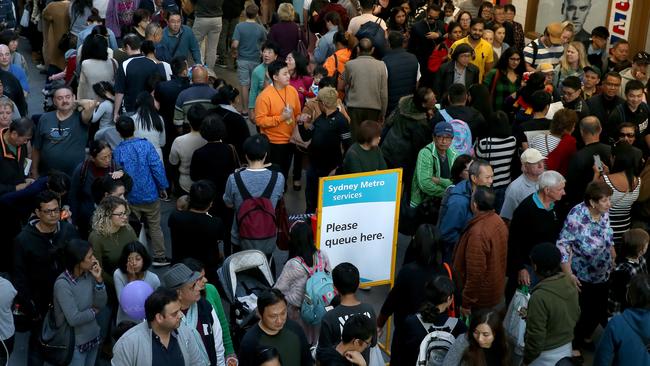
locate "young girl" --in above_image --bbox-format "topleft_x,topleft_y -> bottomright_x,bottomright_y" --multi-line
92,81 -> 115,131
309,66 -> 327,99
113,241 -> 160,323
608,228 -> 649,314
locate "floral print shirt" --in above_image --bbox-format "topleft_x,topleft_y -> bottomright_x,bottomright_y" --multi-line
556,202 -> 614,284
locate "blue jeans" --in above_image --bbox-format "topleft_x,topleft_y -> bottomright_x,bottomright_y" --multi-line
69,344 -> 98,366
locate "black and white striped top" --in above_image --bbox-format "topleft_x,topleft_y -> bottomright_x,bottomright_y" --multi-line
603,174 -> 641,244
476,136 -> 518,188
529,134 -> 561,158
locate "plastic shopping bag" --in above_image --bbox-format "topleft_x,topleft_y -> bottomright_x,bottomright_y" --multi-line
504,286 -> 530,355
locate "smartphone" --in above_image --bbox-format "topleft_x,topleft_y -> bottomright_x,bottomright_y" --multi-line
593,154 -> 604,172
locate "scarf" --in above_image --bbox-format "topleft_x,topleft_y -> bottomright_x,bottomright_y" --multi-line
180,303 -> 210,364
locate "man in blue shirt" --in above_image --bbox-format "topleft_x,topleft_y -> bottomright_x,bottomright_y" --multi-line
0,45 -> 28,94
161,11 -> 202,65
113,115 -> 170,266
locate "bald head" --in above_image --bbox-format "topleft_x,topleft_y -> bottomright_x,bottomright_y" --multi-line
0,44 -> 10,68
579,116 -> 601,137
192,65 -> 208,84
358,38 -> 374,55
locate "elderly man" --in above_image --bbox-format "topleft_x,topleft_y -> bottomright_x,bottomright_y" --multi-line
500,148 -> 546,223
438,159 -> 494,263
173,65 -> 216,132
454,186 -> 508,317
507,170 -> 565,299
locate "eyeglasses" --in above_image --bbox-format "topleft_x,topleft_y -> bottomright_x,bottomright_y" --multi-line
111,211 -> 128,217
39,208 -> 61,215
620,133 -> 635,138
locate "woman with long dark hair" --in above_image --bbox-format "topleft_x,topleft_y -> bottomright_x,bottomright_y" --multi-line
77,34 -> 116,100
483,47 -> 525,111
287,51 -> 313,107
397,276 -> 467,366
132,91 -> 165,159
468,84 -> 494,122
599,143 -> 641,245
113,241 -> 160,323
455,11 -> 472,37
70,140 -> 123,238
274,221 -> 331,344
379,224 -> 460,365
211,84 -> 250,159
388,6 -> 409,43
53,239 -> 107,366
443,309 -> 511,365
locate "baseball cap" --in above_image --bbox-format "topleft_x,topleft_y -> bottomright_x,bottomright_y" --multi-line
583,65 -> 601,76
520,148 -> 546,164
434,122 -> 454,137
530,242 -> 562,271
162,263 -> 201,291
537,63 -> 554,73
633,51 -> 650,65
545,22 -> 563,45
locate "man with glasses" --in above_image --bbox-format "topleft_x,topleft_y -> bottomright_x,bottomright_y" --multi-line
449,17 -> 494,82
316,314 -> 375,366
13,190 -> 80,366
616,122 -> 643,167
560,76 -> 590,146
587,71 -> 624,144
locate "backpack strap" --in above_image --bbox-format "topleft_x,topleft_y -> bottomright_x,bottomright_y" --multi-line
416,314 -> 459,333
233,170 -> 252,200
261,171 -> 279,199
439,109 -> 452,123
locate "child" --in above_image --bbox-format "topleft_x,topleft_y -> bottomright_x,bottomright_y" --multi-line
443,2 -> 456,25
309,65 -> 327,99
608,228 -> 649,315
317,262 -> 377,364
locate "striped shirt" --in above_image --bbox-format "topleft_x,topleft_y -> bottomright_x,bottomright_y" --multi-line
529,134 -> 560,158
476,136 -> 517,188
603,174 -> 641,244
523,38 -> 564,68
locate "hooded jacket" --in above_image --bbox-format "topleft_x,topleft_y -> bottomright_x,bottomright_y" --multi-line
523,273 -> 580,364
593,308 -> 650,366
13,219 -> 79,318
382,96 -> 433,182
437,179 -> 473,248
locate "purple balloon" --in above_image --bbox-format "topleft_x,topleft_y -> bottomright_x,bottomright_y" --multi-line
120,280 -> 154,320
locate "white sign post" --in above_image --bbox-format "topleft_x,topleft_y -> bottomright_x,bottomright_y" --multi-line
315,169 -> 402,287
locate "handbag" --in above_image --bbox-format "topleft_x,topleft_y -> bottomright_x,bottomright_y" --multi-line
40,287 -> 75,366
58,13 -> 80,52
503,285 -> 529,356
295,24 -> 309,60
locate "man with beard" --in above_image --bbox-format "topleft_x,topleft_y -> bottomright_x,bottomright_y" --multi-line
407,4 -> 444,85
449,17 -> 494,82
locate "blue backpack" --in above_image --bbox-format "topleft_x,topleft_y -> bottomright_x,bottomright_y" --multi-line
439,109 -> 473,156
296,252 -> 336,325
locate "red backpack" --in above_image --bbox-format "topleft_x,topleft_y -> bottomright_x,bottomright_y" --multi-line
234,170 -> 279,255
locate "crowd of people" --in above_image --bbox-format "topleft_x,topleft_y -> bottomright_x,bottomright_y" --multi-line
0,0 -> 649,365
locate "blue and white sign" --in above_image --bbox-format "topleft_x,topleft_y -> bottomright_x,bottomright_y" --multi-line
316,169 -> 402,286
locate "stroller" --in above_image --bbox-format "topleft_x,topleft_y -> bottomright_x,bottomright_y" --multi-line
218,250 -> 275,348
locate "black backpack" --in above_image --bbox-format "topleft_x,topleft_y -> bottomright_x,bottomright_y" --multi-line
356,18 -> 387,58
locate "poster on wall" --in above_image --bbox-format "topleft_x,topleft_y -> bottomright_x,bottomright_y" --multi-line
316,169 -> 402,287
608,0 -> 634,44
535,0 -> 609,42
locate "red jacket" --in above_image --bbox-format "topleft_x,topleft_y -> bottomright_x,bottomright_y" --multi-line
547,134 -> 577,177
453,211 -> 508,310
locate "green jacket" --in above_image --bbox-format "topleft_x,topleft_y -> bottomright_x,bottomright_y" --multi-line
205,283 -> 235,357
410,143 -> 457,207
523,273 -> 580,364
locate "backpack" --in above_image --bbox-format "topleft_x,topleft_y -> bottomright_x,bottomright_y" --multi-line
439,109 -> 473,156
234,170 -> 279,256
356,18 -> 386,58
296,252 -> 336,325
415,315 -> 459,366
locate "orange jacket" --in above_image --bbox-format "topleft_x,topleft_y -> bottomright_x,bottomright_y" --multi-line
254,84 -> 302,144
